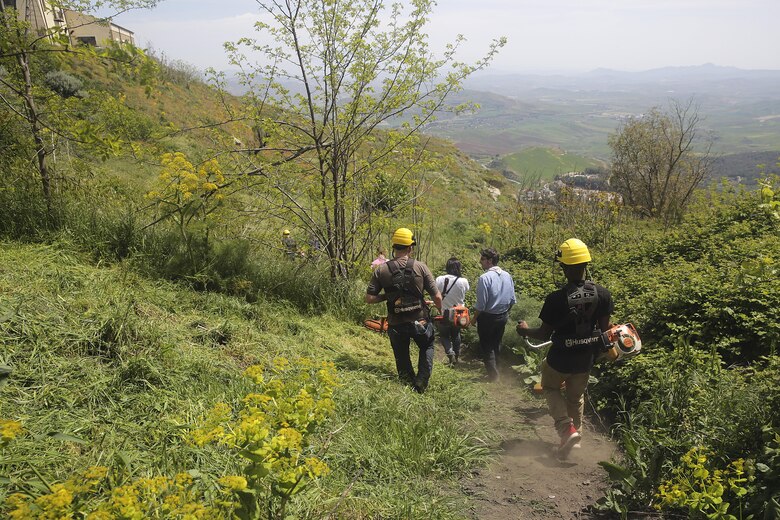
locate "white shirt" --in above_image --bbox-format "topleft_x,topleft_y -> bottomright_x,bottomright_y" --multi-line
435,274 -> 470,310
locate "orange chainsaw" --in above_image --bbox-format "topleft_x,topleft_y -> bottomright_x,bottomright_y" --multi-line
433,305 -> 470,328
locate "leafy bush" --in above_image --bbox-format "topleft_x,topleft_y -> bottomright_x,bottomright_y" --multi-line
589,182 -> 780,515
599,184 -> 780,363
43,70 -> 85,98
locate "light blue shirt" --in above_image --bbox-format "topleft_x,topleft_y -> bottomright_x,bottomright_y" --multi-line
475,266 -> 516,314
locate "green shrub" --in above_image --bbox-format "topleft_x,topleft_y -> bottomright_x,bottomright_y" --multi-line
43,70 -> 85,98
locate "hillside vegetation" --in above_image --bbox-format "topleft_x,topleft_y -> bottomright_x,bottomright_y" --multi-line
492,147 -> 605,181
0,241 -> 498,518
2,24 -> 780,520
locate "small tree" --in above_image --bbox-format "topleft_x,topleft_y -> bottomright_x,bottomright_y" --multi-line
0,0 -> 158,226
608,100 -> 713,226
223,0 -> 505,279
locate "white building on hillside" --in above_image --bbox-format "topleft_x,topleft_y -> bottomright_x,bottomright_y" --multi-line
3,0 -> 134,46
64,10 -> 134,46
2,0 -> 67,38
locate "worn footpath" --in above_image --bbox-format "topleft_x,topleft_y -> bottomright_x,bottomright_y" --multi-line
457,358 -> 619,520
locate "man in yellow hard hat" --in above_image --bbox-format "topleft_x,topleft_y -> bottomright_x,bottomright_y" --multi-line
516,238 -> 614,459
365,228 -> 442,393
281,229 -> 297,259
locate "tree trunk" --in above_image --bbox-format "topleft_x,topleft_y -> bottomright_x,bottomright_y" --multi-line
7,9 -> 55,224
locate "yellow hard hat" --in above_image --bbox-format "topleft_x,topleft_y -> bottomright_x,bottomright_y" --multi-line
283,229 -> 290,235
390,227 -> 416,246
556,238 -> 591,265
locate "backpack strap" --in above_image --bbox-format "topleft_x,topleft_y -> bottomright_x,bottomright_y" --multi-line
441,275 -> 459,298
403,259 -> 423,299
566,280 -> 599,337
386,258 -> 422,298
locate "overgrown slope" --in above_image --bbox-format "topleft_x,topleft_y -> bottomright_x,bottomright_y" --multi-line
0,241 -> 496,518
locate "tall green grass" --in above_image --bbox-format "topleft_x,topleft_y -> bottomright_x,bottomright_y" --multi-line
0,241 -> 499,518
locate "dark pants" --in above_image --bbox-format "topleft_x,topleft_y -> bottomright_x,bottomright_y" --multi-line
436,320 -> 462,357
477,312 -> 508,380
388,320 -> 435,391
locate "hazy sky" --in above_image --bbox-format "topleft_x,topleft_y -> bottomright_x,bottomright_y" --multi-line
111,0 -> 780,74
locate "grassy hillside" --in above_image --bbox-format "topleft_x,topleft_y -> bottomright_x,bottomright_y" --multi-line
497,147 -> 605,181
4,41 -> 780,520
0,241 -> 502,518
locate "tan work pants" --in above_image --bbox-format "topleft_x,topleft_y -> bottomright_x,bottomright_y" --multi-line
540,358 -> 590,437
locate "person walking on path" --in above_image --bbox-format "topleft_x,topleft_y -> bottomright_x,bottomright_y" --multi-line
365,228 -> 442,393
516,238 -> 614,459
469,248 -> 516,382
435,257 -> 470,364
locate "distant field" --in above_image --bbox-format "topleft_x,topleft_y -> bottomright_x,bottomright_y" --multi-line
499,147 -> 605,180
421,73 -> 780,163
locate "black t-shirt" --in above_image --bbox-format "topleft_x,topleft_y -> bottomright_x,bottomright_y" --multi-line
539,282 -> 614,373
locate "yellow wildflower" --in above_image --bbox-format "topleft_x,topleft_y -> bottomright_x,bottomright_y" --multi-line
35,484 -> 74,512
83,466 -> 109,480
244,365 -> 265,384
217,475 -> 248,492
174,472 -> 194,489
304,457 -> 330,478
0,419 -> 23,443
6,493 -> 34,520
272,357 -> 290,371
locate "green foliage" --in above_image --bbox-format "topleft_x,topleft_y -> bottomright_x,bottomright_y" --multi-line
191,357 -> 338,519
598,184 -> 780,363
363,171 -> 410,213
608,100 -> 712,225
747,428 -> 780,519
43,70 -> 85,98
587,181 -> 780,515
655,447 -> 749,520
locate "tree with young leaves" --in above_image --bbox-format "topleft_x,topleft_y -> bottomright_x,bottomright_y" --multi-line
608,100 -> 713,226
223,0 -> 505,279
0,0 -> 158,225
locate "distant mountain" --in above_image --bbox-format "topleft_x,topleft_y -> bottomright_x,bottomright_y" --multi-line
417,64 -> 780,161
464,64 -> 780,99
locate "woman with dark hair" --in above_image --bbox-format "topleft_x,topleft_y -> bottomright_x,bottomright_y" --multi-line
435,257 -> 470,364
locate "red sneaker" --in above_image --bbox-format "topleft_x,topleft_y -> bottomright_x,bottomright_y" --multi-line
559,424 -> 581,457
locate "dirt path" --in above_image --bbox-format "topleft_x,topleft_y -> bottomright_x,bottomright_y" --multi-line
458,360 -> 620,519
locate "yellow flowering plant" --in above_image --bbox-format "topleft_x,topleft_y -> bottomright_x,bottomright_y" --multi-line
191,357 -> 339,520
0,419 -> 23,447
4,466 -> 243,519
655,446 -> 750,520
145,152 -> 227,269
2,360 -> 338,520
